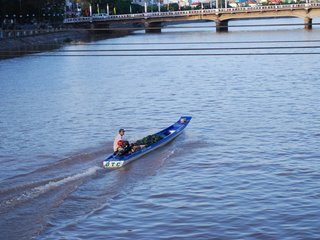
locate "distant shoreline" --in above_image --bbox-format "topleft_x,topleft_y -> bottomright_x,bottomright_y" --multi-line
0,29 -> 130,59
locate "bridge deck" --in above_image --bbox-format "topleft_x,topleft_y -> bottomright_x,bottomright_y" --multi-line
64,3 -> 320,24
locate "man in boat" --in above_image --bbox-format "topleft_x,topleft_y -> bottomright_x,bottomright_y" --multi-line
113,128 -> 126,153
113,128 -> 144,156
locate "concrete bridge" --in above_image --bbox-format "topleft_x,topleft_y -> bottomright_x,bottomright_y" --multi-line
63,3 -> 320,32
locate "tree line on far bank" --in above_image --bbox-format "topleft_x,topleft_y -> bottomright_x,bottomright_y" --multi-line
0,0 -> 65,23
0,0 -> 203,25
0,0 -> 144,23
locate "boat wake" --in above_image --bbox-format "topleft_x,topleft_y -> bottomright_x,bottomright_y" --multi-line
0,143 -> 115,216
34,145 -> 183,237
0,139 -> 193,239
0,166 -> 101,213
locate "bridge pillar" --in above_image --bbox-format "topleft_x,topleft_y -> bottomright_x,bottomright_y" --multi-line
216,20 -> 229,32
145,22 -> 162,33
304,17 -> 312,30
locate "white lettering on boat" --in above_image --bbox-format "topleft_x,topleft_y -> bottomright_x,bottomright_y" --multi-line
104,161 -> 124,168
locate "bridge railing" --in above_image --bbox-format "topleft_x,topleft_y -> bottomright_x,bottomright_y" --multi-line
63,3 -> 320,24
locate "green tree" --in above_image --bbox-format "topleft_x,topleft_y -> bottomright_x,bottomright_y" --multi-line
1,0 -> 65,22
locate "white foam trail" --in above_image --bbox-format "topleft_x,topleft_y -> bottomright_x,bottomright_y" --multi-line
34,166 -> 100,192
0,166 -> 101,210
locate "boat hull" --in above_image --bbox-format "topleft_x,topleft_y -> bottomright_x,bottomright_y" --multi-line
103,116 -> 192,169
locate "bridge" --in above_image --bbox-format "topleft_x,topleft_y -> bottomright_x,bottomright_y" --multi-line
63,3 -> 320,32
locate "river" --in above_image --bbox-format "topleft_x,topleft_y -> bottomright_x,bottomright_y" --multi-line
1,18 -> 320,239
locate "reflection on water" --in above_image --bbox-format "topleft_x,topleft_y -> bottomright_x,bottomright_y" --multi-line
1,19 -> 320,239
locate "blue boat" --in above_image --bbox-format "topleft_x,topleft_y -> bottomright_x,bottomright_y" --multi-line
103,116 -> 192,168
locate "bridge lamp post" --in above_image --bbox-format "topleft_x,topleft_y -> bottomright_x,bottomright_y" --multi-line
144,0 -> 147,13
158,0 -> 161,12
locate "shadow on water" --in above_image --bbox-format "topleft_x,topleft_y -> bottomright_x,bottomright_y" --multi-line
0,30 -> 132,60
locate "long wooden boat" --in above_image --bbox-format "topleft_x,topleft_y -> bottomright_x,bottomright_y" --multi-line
103,116 -> 192,168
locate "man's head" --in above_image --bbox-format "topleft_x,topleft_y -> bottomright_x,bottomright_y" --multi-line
119,129 -> 125,136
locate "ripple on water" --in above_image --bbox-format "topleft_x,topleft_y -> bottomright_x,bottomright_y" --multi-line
1,21 -> 320,239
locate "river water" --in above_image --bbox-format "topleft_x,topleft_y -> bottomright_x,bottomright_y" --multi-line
1,18 -> 320,239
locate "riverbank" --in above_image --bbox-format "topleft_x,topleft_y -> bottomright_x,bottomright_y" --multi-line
0,29 -> 131,59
